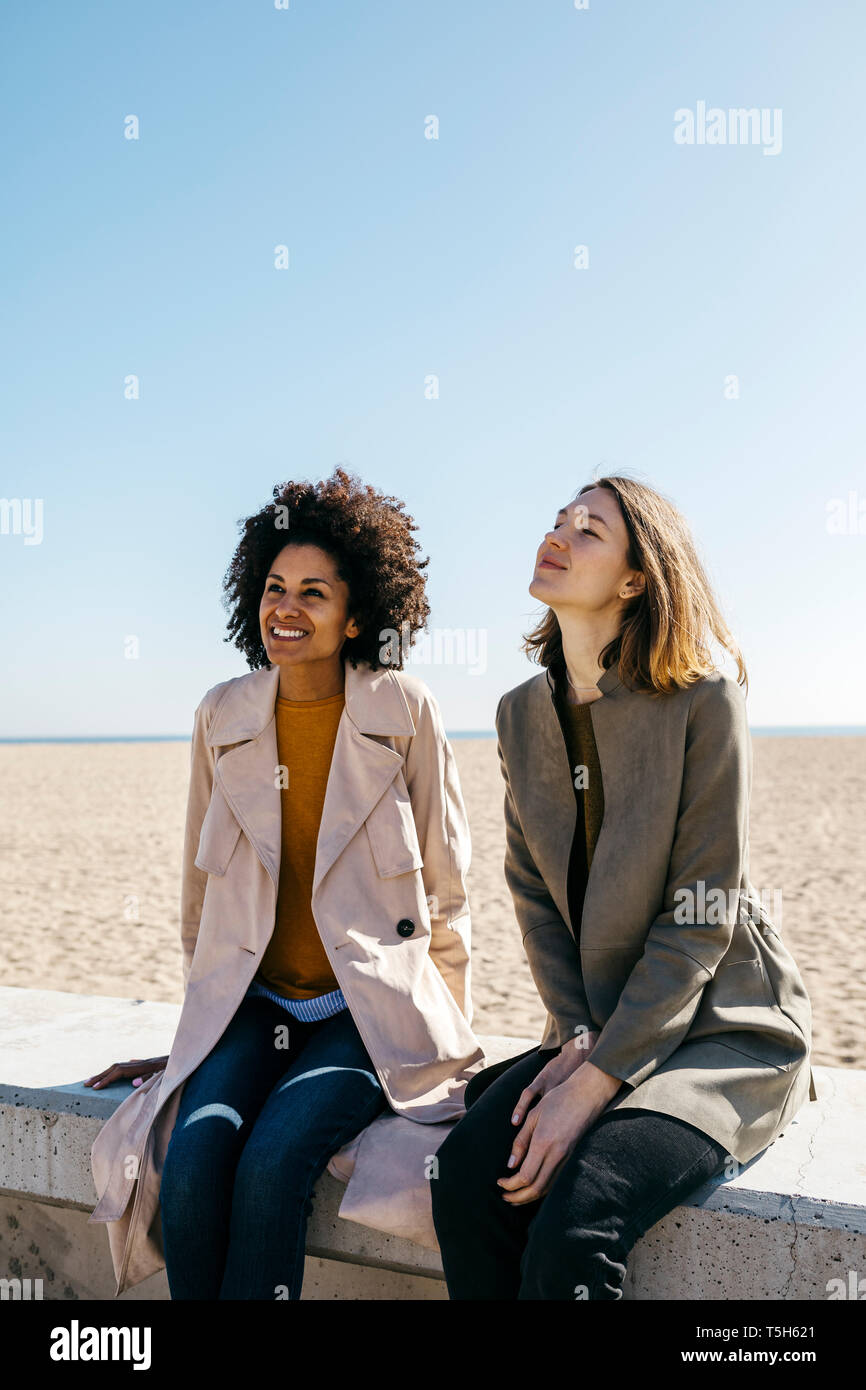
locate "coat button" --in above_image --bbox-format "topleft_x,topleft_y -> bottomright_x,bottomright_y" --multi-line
396,918 -> 415,937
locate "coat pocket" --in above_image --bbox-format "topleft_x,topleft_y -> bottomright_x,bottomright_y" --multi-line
708,957 -> 776,1011
194,786 -> 242,876
692,930 -> 805,1068
364,779 -> 424,878
707,917 -> 778,1010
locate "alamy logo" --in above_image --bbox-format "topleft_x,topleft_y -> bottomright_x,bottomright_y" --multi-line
379,621 -> 487,675
674,102 -> 782,156
0,497 -> 43,545
826,1270 -> 865,1300
673,884 -> 782,928
49,1320 -> 151,1369
825,490 -> 866,534
0,1276 -> 43,1299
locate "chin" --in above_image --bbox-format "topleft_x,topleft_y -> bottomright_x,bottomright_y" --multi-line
271,647 -> 306,662
264,639 -> 300,663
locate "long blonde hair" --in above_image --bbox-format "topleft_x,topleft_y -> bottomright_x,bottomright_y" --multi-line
523,475 -> 747,695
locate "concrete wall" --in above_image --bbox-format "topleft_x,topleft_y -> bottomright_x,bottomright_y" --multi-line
2,987 -> 864,1301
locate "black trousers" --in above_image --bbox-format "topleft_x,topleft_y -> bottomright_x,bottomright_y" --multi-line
431,1045 -> 730,1300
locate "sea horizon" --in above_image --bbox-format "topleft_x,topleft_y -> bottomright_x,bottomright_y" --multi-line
1,726 -> 865,745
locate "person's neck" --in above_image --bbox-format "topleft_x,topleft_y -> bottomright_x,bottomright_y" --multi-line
557,616 -> 618,704
276,656 -> 345,702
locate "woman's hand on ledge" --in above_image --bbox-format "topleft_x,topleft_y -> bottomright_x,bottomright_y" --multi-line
83,1056 -> 169,1090
497,1057 -> 622,1206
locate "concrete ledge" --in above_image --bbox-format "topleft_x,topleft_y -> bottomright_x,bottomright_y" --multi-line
1,986 -> 864,1300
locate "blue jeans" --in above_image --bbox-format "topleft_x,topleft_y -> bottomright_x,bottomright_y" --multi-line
159,993 -> 387,1299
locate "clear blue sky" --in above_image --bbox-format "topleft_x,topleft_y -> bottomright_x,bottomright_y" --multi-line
1,0 -> 863,737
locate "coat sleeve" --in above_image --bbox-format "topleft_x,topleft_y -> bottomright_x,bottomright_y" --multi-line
496,694 -> 595,1047
403,687 -> 473,1024
587,673 -> 751,1090
180,696 -> 216,990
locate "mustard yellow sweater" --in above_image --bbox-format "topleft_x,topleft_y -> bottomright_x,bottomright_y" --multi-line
257,690 -> 344,999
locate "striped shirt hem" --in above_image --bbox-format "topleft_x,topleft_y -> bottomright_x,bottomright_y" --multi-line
245,976 -> 348,1023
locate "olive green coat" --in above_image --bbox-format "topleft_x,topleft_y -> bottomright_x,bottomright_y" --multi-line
495,660 -> 817,1165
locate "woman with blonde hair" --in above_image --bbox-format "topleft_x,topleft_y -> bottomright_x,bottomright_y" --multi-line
431,474 -> 815,1301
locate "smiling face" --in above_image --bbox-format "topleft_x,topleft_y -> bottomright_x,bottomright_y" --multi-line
528,486 -> 645,616
259,543 -> 360,672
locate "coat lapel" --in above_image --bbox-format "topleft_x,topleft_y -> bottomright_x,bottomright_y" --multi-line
315,661 -> 417,892
204,659 -> 417,895
207,665 -> 283,888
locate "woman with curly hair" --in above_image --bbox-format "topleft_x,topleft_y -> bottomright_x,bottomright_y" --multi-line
430,474 -> 815,1300
85,467 -> 485,1300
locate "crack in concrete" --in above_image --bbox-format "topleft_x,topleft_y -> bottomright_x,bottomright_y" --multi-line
780,1070 -> 833,1299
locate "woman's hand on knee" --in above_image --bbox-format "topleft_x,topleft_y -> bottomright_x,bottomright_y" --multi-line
510,1031 -> 599,1127
499,1064 -> 608,1205
497,1097 -> 572,1206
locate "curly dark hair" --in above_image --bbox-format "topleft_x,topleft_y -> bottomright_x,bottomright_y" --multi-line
222,467 -> 431,671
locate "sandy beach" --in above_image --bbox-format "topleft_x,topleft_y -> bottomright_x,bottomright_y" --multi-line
0,735 -> 863,1070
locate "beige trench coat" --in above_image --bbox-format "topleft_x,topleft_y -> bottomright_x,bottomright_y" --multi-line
495,660 -> 818,1166
88,659 -> 486,1296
